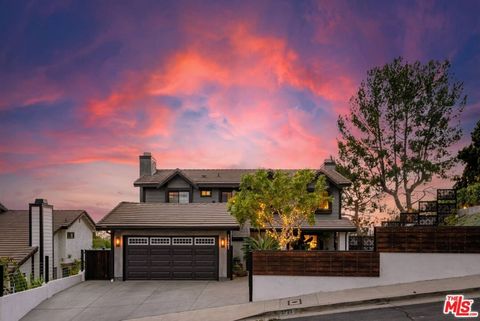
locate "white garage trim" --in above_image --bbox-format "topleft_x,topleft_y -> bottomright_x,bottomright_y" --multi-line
172,237 -> 193,245
195,237 -> 216,245
128,237 -> 149,245
150,237 -> 171,245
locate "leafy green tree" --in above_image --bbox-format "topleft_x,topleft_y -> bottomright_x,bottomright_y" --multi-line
228,169 -> 330,249
456,119 -> 480,188
338,58 -> 466,212
335,158 -> 383,233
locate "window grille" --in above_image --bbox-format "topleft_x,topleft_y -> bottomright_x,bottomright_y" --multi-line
128,237 -> 149,245
150,237 -> 171,245
194,237 -> 215,245
172,237 -> 193,245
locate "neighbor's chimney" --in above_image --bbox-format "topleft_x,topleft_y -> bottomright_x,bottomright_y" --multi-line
29,198 -> 53,281
139,152 -> 156,177
323,157 -> 336,170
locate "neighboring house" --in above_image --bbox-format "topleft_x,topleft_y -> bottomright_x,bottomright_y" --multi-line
97,152 -> 356,281
0,200 -> 95,280
53,210 -> 96,278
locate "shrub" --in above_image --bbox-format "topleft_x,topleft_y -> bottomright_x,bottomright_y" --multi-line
457,183 -> 480,207
241,234 -> 280,261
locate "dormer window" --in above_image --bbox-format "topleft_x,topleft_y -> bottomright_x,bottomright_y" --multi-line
168,191 -> 189,203
200,189 -> 212,197
318,191 -> 332,213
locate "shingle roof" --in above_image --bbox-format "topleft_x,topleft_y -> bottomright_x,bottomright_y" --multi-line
97,202 -> 240,230
134,167 -> 351,187
0,210 -> 38,265
53,210 -> 95,233
0,208 -> 94,265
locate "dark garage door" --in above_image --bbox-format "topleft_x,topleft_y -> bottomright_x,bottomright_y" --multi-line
125,236 -> 218,280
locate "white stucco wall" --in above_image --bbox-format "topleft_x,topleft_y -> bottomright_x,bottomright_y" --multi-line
0,272 -> 84,321
253,253 -> 480,301
64,216 -> 94,261
113,230 -> 229,279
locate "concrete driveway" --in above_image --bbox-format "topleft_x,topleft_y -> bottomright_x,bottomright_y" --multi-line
21,278 -> 248,321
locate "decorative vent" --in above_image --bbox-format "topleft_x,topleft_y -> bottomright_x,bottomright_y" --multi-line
195,237 -> 215,245
150,237 -> 171,245
128,237 -> 148,245
172,237 -> 193,245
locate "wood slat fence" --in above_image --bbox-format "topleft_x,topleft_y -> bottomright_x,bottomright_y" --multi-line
375,226 -> 480,253
252,251 -> 379,277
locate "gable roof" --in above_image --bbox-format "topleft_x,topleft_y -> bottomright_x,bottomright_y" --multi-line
53,210 -> 96,233
134,167 -> 351,188
97,202 -> 239,230
0,210 -> 38,265
0,208 -> 94,265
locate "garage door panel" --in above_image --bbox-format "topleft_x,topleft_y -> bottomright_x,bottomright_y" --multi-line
172,271 -> 194,279
150,272 -> 172,279
150,248 -> 171,255
195,248 -> 215,255
125,236 -> 218,280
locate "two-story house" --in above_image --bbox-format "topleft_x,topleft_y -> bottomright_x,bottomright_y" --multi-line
0,200 -> 95,281
97,153 -> 356,281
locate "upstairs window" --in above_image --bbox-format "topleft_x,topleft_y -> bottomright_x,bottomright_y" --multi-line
168,191 -> 190,203
318,191 -> 332,213
200,189 -> 212,197
220,190 -> 235,203
67,232 -> 75,239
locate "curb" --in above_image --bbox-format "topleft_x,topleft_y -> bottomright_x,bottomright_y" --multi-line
238,287 -> 480,320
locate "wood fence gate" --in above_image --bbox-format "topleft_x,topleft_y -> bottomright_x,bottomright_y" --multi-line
85,250 -> 111,280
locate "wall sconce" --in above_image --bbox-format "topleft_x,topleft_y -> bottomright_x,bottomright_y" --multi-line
115,237 -> 121,247
220,238 -> 226,248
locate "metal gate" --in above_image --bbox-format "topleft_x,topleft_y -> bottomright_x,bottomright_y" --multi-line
85,250 -> 111,280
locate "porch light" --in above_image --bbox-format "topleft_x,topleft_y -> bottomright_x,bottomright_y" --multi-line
220,238 -> 226,248
115,237 -> 121,247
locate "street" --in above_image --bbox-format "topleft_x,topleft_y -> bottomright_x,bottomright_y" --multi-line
287,297 -> 480,321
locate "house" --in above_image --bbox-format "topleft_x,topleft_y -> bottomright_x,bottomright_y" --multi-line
97,152 -> 356,281
52,210 -> 96,278
0,200 -> 95,280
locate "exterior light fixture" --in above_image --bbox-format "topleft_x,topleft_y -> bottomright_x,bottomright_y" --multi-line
115,237 -> 121,247
220,238 -> 226,248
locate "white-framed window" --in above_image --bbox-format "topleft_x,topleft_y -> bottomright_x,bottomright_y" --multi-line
172,237 -> 193,245
194,237 -> 216,245
150,237 -> 171,245
128,237 -> 149,245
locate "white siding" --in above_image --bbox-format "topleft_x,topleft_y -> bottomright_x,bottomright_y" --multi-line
19,258 -> 32,280
30,207 -> 40,278
42,207 -> 53,281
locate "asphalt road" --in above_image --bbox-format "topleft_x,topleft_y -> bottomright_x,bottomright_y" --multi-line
287,297 -> 480,321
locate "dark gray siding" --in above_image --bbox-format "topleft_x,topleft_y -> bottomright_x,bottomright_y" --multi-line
144,188 -> 166,202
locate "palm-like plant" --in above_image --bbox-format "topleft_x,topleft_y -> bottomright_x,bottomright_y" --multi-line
241,234 -> 279,261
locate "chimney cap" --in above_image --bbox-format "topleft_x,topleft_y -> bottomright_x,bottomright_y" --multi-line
34,199 -> 48,205
143,152 -> 152,156
324,158 -> 335,165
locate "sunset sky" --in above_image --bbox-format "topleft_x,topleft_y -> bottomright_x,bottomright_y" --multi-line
1,0 -> 480,220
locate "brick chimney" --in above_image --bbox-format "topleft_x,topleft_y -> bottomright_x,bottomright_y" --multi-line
139,152 -> 156,177
29,198 -> 53,281
323,158 -> 336,170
